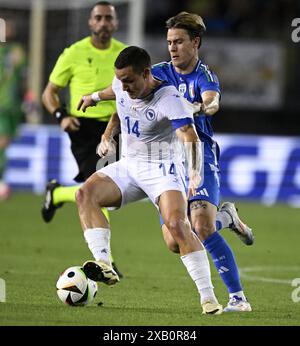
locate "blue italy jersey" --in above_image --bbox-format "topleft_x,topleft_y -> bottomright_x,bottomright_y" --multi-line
151,60 -> 221,168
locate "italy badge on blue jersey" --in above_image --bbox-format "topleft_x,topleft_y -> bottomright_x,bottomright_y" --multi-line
189,82 -> 195,98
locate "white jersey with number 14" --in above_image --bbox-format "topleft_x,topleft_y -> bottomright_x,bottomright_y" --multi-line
112,77 -> 194,164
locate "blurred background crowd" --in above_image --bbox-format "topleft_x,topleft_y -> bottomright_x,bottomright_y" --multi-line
1,0 -> 299,134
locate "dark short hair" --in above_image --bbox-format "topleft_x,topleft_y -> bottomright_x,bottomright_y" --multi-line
166,12 -> 206,48
91,1 -> 114,12
114,46 -> 151,74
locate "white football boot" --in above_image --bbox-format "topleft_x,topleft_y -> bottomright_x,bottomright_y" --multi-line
219,202 -> 254,246
202,301 -> 223,315
224,295 -> 252,312
83,260 -> 120,286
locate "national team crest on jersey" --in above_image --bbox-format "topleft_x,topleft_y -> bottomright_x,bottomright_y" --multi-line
145,108 -> 156,121
178,83 -> 187,96
189,82 -> 195,98
118,98 -> 125,107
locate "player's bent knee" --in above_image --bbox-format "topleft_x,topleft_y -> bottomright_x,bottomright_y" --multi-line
165,216 -> 185,231
165,216 -> 189,241
75,185 -> 94,206
192,220 -> 215,241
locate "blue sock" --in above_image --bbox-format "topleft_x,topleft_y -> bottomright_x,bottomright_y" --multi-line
203,231 -> 242,294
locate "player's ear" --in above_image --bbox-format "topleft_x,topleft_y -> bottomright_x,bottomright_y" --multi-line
194,37 -> 201,49
143,68 -> 151,80
88,17 -> 93,31
113,18 -> 119,32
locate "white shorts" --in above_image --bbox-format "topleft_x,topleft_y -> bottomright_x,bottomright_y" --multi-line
99,158 -> 186,207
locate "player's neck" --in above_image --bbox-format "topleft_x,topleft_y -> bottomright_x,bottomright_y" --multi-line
174,56 -> 199,75
140,76 -> 162,99
91,35 -> 111,50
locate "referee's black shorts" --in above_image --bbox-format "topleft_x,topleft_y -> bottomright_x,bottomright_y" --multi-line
67,117 -> 118,183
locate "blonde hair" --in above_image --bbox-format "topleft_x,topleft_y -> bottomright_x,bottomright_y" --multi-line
166,12 -> 206,47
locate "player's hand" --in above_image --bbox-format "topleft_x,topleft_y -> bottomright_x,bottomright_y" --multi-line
77,95 -> 96,113
97,135 -> 117,157
192,102 -> 203,115
60,116 -> 81,132
187,169 -> 201,199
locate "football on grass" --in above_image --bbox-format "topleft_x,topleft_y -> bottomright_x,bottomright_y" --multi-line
56,266 -> 98,306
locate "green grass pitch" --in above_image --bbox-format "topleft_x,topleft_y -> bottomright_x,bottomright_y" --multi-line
0,193 -> 300,326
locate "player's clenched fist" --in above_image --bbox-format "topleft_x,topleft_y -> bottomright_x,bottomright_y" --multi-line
97,135 -> 117,157
187,169 -> 202,199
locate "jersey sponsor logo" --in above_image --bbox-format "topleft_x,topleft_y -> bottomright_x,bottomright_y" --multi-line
178,83 -> 187,96
145,108 -> 156,121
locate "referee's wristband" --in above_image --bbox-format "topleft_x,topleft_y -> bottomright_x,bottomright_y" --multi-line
53,107 -> 67,124
91,91 -> 101,103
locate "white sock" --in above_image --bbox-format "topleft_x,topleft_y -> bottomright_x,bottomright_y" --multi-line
216,210 -> 232,229
229,291 -> 246,301
181,250 -> 218,305
84,228 -> 111,266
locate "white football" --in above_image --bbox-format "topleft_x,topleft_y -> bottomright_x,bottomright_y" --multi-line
56,266 -> 98,306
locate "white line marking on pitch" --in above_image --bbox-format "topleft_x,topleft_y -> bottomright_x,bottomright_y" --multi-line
239,266 -> 300,285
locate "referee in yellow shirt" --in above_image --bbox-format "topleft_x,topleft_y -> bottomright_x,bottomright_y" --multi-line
41,1 -> 125,277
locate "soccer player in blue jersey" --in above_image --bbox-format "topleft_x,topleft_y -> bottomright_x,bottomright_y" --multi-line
150,12 -> 253,312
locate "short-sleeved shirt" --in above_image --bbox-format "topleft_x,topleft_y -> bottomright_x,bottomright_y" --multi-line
100,78 -> 194,207
111,77 -> 194,164
151,60 -> 221,167
50,36 -> 126,121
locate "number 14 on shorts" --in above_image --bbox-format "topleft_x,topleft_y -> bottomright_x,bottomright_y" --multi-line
159,162 -> 176,175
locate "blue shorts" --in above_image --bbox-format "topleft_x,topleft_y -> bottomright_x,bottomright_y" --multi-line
188,165 -> 220,208
159,164 -> 220,226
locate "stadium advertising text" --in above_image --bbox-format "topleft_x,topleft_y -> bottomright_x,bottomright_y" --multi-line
202,39 -> 283,109
4,125 -> 300,206
291,18 -> 300,43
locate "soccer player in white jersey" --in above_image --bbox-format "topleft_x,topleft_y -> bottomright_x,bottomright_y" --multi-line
84,13 -> 253,313
77,46 -> 222,315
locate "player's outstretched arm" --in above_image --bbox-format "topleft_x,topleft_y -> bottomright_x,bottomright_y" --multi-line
97,112 -> 121,157
176,124 -> 203,199
77,85 -> 116,113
